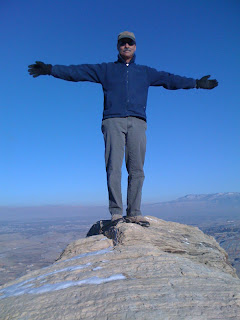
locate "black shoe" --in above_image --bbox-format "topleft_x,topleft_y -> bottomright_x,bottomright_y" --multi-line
125,216 -> 150,227
101,215 -> 124,233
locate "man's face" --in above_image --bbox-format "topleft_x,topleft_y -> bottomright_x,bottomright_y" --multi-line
117,38 -> 136,61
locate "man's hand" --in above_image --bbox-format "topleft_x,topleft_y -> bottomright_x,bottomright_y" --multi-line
28,61 -> 52,78
196,75 -> 218,89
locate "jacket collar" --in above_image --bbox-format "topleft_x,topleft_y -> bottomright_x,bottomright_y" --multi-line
117,54 -> 136,64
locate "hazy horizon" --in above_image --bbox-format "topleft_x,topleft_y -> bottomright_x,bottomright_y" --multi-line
1,192 -> 239,223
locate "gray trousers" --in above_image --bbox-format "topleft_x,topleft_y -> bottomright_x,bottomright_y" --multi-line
101,117 -> 147,217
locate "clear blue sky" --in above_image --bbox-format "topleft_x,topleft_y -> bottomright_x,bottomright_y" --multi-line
1,0 -> 239,206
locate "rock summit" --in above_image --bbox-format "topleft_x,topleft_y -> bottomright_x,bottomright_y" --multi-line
1,216 -> 240,319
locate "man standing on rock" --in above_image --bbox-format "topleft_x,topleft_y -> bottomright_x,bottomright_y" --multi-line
28,31 -> 218,227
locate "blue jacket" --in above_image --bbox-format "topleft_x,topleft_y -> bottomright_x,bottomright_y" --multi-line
51,54 -> 196,121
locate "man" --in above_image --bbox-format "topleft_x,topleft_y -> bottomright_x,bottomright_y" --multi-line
28,31 -> 218,227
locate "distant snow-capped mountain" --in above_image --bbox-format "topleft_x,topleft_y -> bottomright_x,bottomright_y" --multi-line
175,192 -> 240,203
143,192 -> 240,222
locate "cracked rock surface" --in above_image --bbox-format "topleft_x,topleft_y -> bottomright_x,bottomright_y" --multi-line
1,216 -> 240,320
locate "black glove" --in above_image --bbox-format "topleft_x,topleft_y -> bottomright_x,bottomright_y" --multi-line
196,75 -> 218,89
28,61 -> 52,78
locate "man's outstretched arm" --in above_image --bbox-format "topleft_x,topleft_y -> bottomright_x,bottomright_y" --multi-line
28,61 -> 106,83
148,67 -> 218,90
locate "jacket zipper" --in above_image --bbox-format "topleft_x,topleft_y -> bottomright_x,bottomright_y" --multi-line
126,64 -> 129,114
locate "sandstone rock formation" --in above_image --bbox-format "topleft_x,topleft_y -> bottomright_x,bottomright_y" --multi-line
1,216 -> 240,320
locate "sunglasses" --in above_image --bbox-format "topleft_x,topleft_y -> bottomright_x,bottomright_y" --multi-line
118,39 -> 136,46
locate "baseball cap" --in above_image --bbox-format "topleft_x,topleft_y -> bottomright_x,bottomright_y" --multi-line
118,31 -> 136,43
